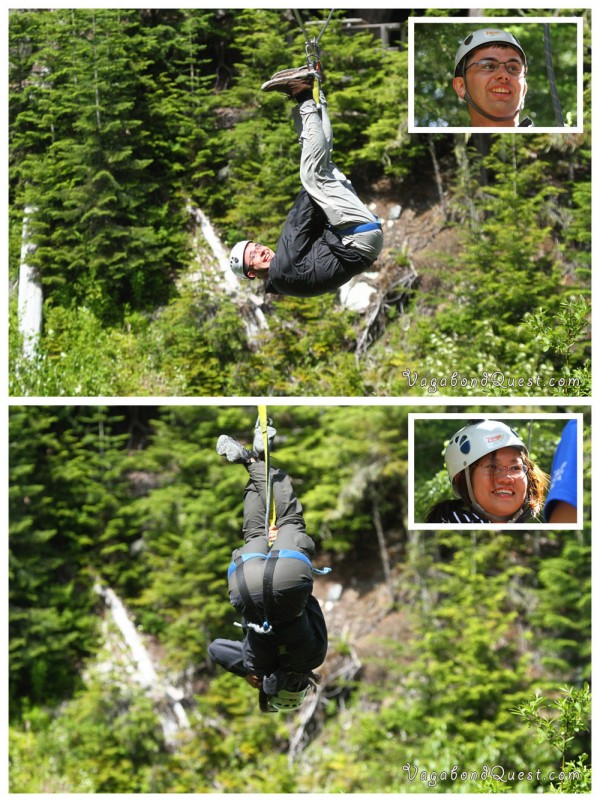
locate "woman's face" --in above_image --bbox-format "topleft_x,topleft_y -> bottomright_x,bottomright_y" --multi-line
470,446 -> 528,520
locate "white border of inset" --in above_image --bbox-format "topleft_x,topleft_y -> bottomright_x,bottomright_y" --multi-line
408,15 -> 584,133
408,411 -> 584,530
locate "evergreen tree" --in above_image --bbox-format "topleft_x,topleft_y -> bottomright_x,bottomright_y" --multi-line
9,406 -> 131,714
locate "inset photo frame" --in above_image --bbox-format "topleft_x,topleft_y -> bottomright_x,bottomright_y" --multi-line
408,412 -> 584,530
408,16 -> 583,133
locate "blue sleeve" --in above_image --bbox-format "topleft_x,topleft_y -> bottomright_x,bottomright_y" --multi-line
544,419 -> 578,521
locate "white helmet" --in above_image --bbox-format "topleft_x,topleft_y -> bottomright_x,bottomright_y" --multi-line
444,420 -> 528,492
267,686 -> 309,712
454,29 -> 527,76
229,240 -> 251,279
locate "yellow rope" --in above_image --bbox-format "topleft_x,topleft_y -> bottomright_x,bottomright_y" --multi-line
257,406 -> 277,533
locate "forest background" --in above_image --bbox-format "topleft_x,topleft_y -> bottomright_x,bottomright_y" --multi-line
8,6 -> 592,397
8,403 -> 591,793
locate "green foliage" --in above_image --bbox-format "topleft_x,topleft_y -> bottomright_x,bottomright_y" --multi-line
10,681 -> 168,793
232,295 -> 365,396
525,297 -> 591,396
9,9 -> 205,323
301,530 -> 578,793
9,286 -> 250,396
381,134 -> 591,398
531,536 -> 592,681
511,684 -> 591,792
9,406 -> 132,714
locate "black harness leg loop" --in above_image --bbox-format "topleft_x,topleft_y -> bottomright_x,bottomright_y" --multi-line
262,550 -> 280,631
234,556 -> 263,628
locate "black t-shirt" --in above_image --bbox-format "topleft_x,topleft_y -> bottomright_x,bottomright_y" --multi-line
425,500 -> 488,524
265,189 -> 371,298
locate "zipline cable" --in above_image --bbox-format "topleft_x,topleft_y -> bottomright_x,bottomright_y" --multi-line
527,419 -> 534,453
543,23 -> 564,127
293,8 -> 334,103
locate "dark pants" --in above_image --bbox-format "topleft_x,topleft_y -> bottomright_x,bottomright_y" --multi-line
241,460 -> 308,547
208,595 -> 328,679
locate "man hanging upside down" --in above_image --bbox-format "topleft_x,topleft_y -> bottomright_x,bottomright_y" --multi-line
229,66 -> 384,297
208,419 -> 328,713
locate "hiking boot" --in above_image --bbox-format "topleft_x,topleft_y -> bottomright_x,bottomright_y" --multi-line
253,417 -> 277,455
216,435 -> 254,464
261,65 -> 316,97
266,64 -> 324,84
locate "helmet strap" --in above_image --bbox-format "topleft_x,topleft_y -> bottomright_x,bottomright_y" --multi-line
464,465 -> 531,523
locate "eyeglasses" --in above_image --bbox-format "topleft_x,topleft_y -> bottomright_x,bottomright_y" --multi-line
476,462 -> 527,478
466,58 -> 526,78
246,243 -> 263,268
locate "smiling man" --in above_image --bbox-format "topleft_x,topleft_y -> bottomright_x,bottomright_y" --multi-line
452,28 -> 533,128
229,66 -> 383,297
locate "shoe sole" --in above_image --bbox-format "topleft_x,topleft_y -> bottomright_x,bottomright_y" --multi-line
261,68 -> 317,93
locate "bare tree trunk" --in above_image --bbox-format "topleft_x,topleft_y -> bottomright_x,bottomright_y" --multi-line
18,206 -> 43,359
287,646 -> 362,764
428,138 -> 447,220
372,493 -> 396,604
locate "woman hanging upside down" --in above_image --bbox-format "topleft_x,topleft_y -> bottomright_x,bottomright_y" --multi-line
209,419 -> 328,713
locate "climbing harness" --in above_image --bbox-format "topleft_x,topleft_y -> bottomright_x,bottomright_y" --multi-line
336,218 -> 382,237
543,23 -> 564,126
293,8 -> 334,103
229,550 -> 331,634
257,405 -> 276,536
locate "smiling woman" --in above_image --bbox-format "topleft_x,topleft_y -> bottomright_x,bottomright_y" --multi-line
425,420 -> 549,524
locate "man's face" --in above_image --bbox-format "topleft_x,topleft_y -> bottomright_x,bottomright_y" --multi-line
453,45 -> 527,126
244,241 -> 275,280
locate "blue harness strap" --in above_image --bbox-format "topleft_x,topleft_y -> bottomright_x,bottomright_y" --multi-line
335,218 -> 382,237
277,549 -> 332,575
227,552 -> 268,579
227,549 -> 332,578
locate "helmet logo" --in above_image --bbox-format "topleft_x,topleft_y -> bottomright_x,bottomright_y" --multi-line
486,434 -> 504,444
